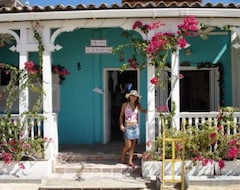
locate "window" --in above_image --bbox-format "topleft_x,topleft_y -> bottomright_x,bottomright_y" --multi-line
156,67 -> 219,112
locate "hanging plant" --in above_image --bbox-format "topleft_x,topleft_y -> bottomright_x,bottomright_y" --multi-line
52,65 -> 70,84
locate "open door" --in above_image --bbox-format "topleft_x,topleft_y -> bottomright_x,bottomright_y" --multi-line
104,69 -> 138,143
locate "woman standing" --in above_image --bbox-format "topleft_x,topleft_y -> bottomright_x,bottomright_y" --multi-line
119,90 -> 147,168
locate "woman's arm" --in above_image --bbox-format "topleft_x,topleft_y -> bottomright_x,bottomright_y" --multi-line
119,103 -> 126,132
138,103 -> 147,114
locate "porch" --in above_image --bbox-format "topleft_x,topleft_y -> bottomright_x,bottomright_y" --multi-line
4,110 -> 240,160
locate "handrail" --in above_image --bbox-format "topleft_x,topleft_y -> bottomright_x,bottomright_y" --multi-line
154,111 -> 240,138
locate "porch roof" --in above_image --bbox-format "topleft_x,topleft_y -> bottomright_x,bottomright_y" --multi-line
0,1 -> 239,22
0,1 -> 240,12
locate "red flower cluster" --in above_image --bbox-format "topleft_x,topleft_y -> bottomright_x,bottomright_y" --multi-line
24,61 -> 70,83
127,59 -> 138,69
123,16 -> 199,74
1,152 -> 12,164
24,61 -> 38,74
150,77 -> 158,85
177,16 -> 199,36
53,66 -> 70,77
157,105 -> 169,112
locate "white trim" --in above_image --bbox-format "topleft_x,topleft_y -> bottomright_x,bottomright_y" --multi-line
146,65 -> 155,150
0,8 -> 240,22
103,68 -> 140,144
171,50 -> 180,129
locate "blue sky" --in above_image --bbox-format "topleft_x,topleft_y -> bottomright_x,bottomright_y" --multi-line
26,0 -> 240,6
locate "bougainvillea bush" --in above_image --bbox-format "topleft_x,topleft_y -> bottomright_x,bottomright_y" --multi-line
113,16 -> 198,86
0,22 -> 52,168
142,107 -> 240,170
0,62 -> 49,165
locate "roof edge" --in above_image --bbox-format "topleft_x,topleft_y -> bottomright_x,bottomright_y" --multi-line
0,8 -> 239,22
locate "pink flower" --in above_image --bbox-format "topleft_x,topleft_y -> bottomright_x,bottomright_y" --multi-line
23,143 -> 31,149
227,146 -> 238,159
179,74 -> 184,79
201,158 -> 209,166
201,158 -> 213,167
177,37 -> 187,48
53,66 -> 59,73
59,69 -> 70,76
209,132 -> 217,140
227,139 -> 237,145
4,70 -> 10,75
217,124 -> 223,130
147,21 -> 164,30
18,162 -> 26,170
177,16 -> 198,36
24,61 -> 38,74
53,66 -> 70,77
157,105 -> 169,112
146,32 -> 169,54
176,143 -> 182,152
218,160 -> 225,170
146,140 -> 151,148
150,77 -> 158,85
128,59 -> 138,69
132,21 -> 143,30
1,152 -> 12,164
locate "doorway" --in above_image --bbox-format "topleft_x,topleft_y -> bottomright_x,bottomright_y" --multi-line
104,70 -> 138,143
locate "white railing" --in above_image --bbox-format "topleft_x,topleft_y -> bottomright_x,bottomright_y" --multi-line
1,113 -> 58,159
4,114 -> 44,139
154,112 -> 240,138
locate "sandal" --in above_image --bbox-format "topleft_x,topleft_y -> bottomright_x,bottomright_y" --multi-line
128,162 -> 136,169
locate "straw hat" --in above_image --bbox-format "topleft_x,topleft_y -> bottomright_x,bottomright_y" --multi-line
125,90 -> 142,99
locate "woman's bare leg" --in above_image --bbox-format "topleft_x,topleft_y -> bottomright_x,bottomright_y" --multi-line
121,139 -> 132,163
128,139 -> 137,165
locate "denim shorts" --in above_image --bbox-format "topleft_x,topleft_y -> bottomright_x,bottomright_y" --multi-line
124,125 -> 139,140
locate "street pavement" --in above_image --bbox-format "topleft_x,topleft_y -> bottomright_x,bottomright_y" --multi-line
1,183 -> 240,190
1,174 -> 240,190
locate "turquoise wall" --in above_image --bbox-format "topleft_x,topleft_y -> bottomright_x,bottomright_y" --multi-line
179,34 -> 231,105
53,28 -> 147,144
0,43 -> 18,67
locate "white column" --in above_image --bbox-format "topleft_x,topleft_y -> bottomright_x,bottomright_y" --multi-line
146,65 -> 156,151
171,50 -> 180,129
19,53 -> 29,114
42,28 -> 57,159
231,31 -> 240,107
19,28 -> 29,137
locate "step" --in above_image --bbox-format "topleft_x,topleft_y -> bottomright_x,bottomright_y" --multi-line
54,151 -> 142,174
57,152 -> 142,162
57,152 -> 120,162
39,173 -> 147,190
53,159 -> 142,174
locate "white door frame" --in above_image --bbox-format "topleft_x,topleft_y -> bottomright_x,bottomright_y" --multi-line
103,68 -> 140,144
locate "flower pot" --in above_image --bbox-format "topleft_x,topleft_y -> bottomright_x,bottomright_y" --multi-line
0,160 -> 52,178
214,160 -> 240,176
141,160 -> 161,178
185,160 -> 214,176
141,160 -> 214,178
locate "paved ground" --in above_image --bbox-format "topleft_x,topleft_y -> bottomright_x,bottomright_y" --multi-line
1,182 -> 240,190
188,185 -> 240,190
1,174 -> 240,190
